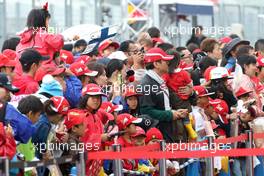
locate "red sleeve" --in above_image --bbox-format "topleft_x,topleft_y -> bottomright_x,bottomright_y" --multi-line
44,34 -> 64,51
182,70 -> 192,84
162,73 -> 169,83
24,83 -> 39,94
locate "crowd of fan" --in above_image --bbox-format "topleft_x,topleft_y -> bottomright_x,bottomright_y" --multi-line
1,4 -> 264,176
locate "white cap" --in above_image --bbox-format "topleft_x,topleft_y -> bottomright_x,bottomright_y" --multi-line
108,51 -> 127,61
210,67 -> 233,80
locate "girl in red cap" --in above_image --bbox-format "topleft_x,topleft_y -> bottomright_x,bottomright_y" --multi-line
78,83 -> 111,176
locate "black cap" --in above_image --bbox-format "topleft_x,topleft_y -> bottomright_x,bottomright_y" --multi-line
19,49 -> 49,66
0,73 -> 19,93
223,38 -> 250,58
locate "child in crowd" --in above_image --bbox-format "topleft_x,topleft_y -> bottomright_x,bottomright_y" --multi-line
32,96 -> 70,176
121,88 -> 142,117
163,49 -> 197,140
78,83 -> 112,175
132,126 -> 156,175
116,113 -> 142,171
59,109 -> 86,175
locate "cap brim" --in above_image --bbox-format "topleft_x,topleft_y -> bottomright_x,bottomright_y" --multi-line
199,92 -> 215,97
109,42 -> 120,50
162,55 -> 174,61
84,71 -> 98,77
85,92 -> 107,97
132,118 -> 143,124
4,84 -> 19,93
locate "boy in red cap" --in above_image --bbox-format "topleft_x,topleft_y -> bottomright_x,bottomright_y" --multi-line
131,126 -> 156,175
98,39 -> 119,58
59,109 -> 85,175
116,113 -> 142,170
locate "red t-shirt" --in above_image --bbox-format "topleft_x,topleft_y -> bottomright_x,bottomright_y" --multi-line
117,136 -> 135,170
163,69 -> 192,100
12,74 -> 39,95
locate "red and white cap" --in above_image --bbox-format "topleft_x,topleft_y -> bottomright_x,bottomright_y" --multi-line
64,109 -> 85,130
116,113 -> 142,130
123,88 -> 142,98
209,67 -> 233,80
34,64 -> 65,82
235,87 -> 253,98
98,39 -> 119,54
193,86 -> 214,97
50,96 -> 70,115
100,101 -> 123,113
145,127 -> 163,143
70,62 -> 98,77
144,47 -> 173,63
209,99 -> 229,124
82,83 -> 107,96
75,55 -> 91,65
60,50 -> 74,64
131,126 -> 146,138
203,66 -> 217,82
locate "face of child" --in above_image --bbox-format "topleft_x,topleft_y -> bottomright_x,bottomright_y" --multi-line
198,96 -> 209,107
245,63 -> 257,78
50,114 -> 64,124
72,123 -> 85,137
86,95 -> 101,110
126,123 -> 137,135
127,96 -> 138,110
29,111 -> 41,124
147,138 -> 159,145
133,135 -> 146,146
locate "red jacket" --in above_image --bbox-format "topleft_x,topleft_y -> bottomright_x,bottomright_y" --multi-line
80,109 -> 104,176
15,28 -> 64,75
12,74 -> 39,95
0,123 -> 16,159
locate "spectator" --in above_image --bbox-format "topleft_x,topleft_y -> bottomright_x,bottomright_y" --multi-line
98,39 -> 119,58
72,39 -> 87,56
200,38 -> 222,65
0,122 -> 16,159
139,47 -> 188,142
87,62 -> 108,87
137,32 -> 153,51
0,73 -> 19,102
236,45 -> 254,58
13,49 -> 48,95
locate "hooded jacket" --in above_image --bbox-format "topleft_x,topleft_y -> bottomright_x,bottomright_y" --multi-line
15,28 -> 64,75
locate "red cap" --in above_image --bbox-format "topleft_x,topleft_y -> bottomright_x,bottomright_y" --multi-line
131,126 -> 146,138
60,50 -> 74,64
64,109 -> 85,130
116,113 -> 142,130
235,87 -> 253,98
98,40 -> 119,54
123,88 -> 142,98
3,49 -> 17,60
209,99 -> 229,124
193,86 -> 214,97
100,102 -> 123,113
144,47 -> 173,63
70,62 -> 98,77
145,127 -> 163,143
50,96 -> 70,115
75,55 -> 91,65
82,83 -> 107,96
219,37 -> 232,44
203,66 -> 217,82
35,64 -> 65,82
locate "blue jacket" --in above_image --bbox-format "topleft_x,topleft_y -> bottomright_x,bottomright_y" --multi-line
32,114 -> 52,159
224,57 -> 236,72
64,75 -> 82,108
5,103 -> 35,144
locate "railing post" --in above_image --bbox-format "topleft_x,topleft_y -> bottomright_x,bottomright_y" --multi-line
159,140 -> 167,176
246,130 -> 254,176
0,157 -> 9,176
79,152 -> 86,176
112,144 -> 122,176
206,136 -> 214,176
